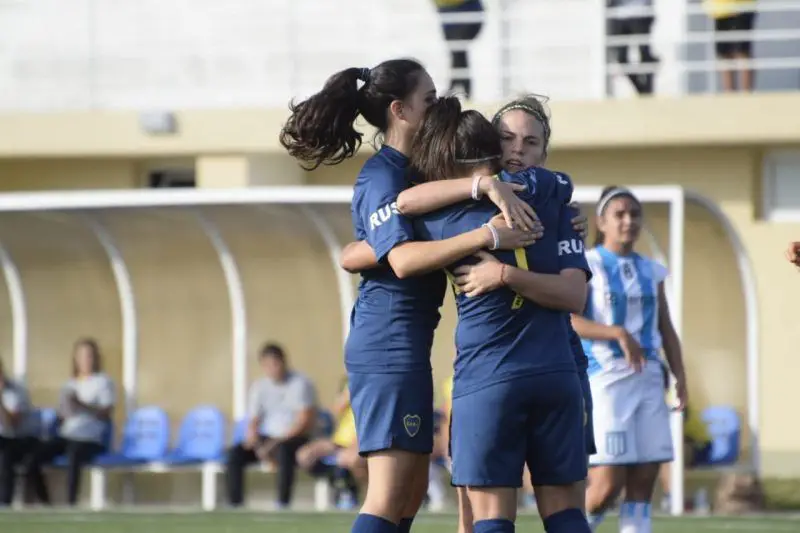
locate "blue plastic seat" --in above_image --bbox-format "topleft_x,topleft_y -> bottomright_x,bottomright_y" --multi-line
51,420 -> 115,467
164,405 -> 226,464
699,405 -> 741,466
231,418 -> 248,446
91,406 -> 170,467
38,407 -> 59,440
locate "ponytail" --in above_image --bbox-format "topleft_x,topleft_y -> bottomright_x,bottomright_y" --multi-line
280,59 -> 426,171
280,68 -> 364,171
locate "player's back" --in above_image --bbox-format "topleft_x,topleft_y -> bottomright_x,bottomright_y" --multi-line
414,167 -> 583,397
346,146 -> 446,373
582,245 -> 667,381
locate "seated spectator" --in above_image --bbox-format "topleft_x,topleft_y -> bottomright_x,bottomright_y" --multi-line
427,375 -> 451,512
25,338 -> 115,506
0,358 -> 40,506
225,343 -> 317,510
296,376 -> 363,508
705,0 -> 757,91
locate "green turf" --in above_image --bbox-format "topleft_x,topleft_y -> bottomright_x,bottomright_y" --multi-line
0,511 -> 798,533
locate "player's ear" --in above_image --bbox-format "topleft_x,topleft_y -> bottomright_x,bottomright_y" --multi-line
389,99 -> 405,122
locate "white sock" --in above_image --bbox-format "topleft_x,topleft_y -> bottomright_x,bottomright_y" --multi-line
619,501 -> 637,533
587,512 -> 606,532
635,502 -> 652,533
619,501 -> 652,533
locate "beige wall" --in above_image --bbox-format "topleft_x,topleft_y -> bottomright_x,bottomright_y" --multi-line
0,95 -> 799,493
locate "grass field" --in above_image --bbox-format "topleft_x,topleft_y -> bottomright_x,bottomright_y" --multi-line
1,511 -> 798,533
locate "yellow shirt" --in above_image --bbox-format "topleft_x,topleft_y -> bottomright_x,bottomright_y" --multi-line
704,0 -> 756,19
442,376 -> 454,418
684,408 -> 711,445
332,407 -> 356,448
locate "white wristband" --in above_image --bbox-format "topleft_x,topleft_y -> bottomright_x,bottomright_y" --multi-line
482,223 -> 500,250
471,175 -> 484,201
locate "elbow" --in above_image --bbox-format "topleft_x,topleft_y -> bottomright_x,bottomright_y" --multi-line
339,256 -> 358,274
388,255 -> 415,279
395,195 -> 411,216
566,287 -> 588,315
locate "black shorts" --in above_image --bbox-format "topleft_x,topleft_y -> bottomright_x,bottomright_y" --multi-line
714,12 -> 756,56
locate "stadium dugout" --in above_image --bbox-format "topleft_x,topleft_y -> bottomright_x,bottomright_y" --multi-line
0,185 -> 756,514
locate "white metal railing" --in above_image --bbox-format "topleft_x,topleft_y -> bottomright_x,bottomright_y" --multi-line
0,0 -> 798,110
605,0 -> 800,95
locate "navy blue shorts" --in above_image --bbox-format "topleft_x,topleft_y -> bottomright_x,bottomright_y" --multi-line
450,372 -> 587,487
580,371 -> 597,456
348,370 -> 434,456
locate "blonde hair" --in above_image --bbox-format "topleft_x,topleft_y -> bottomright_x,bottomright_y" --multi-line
492,94 -> 552,155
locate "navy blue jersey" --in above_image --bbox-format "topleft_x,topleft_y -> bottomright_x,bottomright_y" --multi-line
413,167 -> 590,397
344,146 -> 446,373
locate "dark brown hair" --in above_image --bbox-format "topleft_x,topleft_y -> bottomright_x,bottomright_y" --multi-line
72,338 -> 103,377
259,342 -> 286,362
594,185 -> 641,247
280,59 -> 426,170
410,96 -> 502,182
493,94 -> 552,157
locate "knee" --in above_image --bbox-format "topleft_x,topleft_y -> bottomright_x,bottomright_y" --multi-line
226,445 -> 246,467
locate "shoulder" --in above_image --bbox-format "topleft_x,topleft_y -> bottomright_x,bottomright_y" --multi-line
95,373 -> 114,385
547,169 -> 574,203
288,372 -> 314,389
635,253 -> 668,281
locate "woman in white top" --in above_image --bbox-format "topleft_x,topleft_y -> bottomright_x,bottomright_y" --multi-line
0,358 -> 38,506
571,186 -> 687,533
25,338 -> 115,506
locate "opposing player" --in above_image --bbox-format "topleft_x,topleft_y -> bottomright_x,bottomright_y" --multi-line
411,96 -> 592,533
280,59 -> 537,533
571,186 -> 688,533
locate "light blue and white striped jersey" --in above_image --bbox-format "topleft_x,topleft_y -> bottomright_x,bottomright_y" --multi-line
581,245 -> 668,380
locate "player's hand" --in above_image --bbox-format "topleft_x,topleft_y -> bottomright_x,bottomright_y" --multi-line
569,202 -> 589,239
255,439 -> 279,462
481,178 -> 539,231
785,241 -> 800,268
616,328 -> 645,373
674,377 -> 688,411
243,427 -> 259,450
487,214 -> 542,250
453,251 -> 504,297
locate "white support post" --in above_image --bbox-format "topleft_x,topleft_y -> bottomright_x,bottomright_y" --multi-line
197,213 -> 248,421
684,191 -> 760,475
201,463 -> 218,511
89,468 -> 107,511
0,241 -> 27,382
84,215 -> 138,414
667,189 -> 686,516
302,207 -> 355,343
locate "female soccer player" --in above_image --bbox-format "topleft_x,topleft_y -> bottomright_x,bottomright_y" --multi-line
410,96 -> 592,533
571,186 -> 688,533
280,59 -> 538,533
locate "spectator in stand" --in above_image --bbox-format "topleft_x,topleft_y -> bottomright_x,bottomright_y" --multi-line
705,0 -> 757,92
25,338 -> 115,506
225,343 -> 317,510
433,0 -> 484,98
786,241 -> 800,268
0,358 -> 39,506
607,0 -> 659,95
296,376 -> 363,508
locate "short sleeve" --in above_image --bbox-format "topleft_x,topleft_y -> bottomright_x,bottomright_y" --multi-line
97,377 -> 116,409
557,204 -> 591,281
296,377 -> 317,409
355,177 -> 415,263
650,260 -> 669,284
553,171 -> 574,204
1,388 -> 21,413
247,382 -> 263,420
